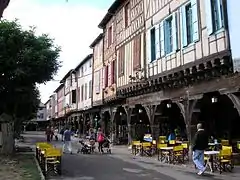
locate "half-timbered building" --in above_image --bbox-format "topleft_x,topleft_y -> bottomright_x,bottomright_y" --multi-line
118,0 -> 240,144
98,3 -> 118,136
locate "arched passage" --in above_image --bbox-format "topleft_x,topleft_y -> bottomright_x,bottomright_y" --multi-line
154,100 -> 187,141
112,106 -> 128,145
130,104 -> 151,141
192,92 -> 240,143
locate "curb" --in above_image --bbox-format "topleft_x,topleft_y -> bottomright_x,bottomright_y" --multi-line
34,156 -> 45,180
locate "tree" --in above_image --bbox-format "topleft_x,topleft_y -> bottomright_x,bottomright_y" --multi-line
0,0 -> 10,18
0,20 -> 61,154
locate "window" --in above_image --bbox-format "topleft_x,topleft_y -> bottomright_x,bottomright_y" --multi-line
95,71 -> 100,94
108,26 -> 112,47
150,28 -> 156,62
125,2 -> 130,28
71,90 -> 76,103
164,16 -> 173,54
89,80 -> 92,98
118,46 -> 125,76
89,59 -> 92,67
39,113 -> 44,119
80,67 -> 83,77
81,85 -> 84,101
133,35 -> 141,70
211,0 -> 224,32
181,0 -> 199,47
186,4 -> 193,44
84,83 -> 87,100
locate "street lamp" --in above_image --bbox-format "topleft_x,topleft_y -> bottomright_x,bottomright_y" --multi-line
119,112 -> 123,116
167,103 -> 171,108
211,97 -> 218,103
139,109 -> 143,113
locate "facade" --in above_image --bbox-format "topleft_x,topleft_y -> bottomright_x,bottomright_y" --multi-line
50,94 -> 57,120
90,33 -> 104,107
45,99 -> 51,121
60,69 -> 75,115
75,54 -> 93,111
54,84 -> 65,119
98,4 -> 117,104
36,102 -> 47,122
46,0 -> 240,145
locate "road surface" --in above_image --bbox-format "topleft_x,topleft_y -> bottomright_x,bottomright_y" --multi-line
21,131 -> 236,180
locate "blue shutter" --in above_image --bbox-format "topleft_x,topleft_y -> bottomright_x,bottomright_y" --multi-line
172,12 -> 178,51
205,0 -> 213,35
155,24 -> 160,60
191,0 -> 199,42
180,6 -> 187,47
160,21 -> 165,57
146,29 -> 152,64
216,0 -> 223,28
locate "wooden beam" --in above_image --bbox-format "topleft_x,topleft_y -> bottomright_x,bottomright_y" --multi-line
126,74 -> 240,106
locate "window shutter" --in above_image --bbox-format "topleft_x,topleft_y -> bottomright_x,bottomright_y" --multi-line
146,29 -> 152,63
105,31 -> 108,48
180,6 -> 187,47
172,12 -> 178,51
117,49 -> 121,76
102,67 -> 105,89
111,23 -> 114,44
155,24 -> 160,59
136,35 -> 141,69
204,0 -> 213,35
105,65 -> 109,87
160,21 -> 165,57
133,36 -> 141,69
216,0 -> 224,28
191,0 -> 199,42
95,71 -> 100,94
111,60 -> 115,84
121,47 -> 125,74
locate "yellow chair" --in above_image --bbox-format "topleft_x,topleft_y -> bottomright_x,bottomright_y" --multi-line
169,140 -> 176,145
158,136 -> 166,144
43,148 -> 62,176
157,143 -> 169,162
218,148 -> 233,174
36,142 -> 53,161
221,140 -> 229,146
172,145 -> 184,164
182,143 -> 189,161
131,141 -> 141,155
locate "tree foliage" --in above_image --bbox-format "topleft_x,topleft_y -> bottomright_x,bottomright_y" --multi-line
0,19 -> 61,125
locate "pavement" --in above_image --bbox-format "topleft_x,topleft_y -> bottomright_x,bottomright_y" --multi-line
17,131 -> 240,180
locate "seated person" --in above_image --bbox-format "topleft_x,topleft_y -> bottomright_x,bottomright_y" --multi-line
168,130 -> 176,141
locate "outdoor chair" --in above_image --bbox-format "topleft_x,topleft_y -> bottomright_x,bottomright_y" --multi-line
217,147 -> 234,174
172,145 -> 184,164
157,143 -> 169,162
43,148 -> 62,176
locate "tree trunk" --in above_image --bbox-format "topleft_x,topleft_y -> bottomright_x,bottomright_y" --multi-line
0,122 -> 14,154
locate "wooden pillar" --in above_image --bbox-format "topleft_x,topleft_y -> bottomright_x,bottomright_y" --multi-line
124,106 -> 133,145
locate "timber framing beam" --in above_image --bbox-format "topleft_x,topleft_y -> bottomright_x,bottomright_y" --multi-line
126,74 -> 240,106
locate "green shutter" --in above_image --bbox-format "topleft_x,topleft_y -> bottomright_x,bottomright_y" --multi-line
216,0 -> 224,28
191,0 -> 199,42
155,24 -> 160,60
172,12 -> 178,51
205,0 -> 213,35
160,21 -> 165,57
146,29 -> 152,63
180,6 -> 187,47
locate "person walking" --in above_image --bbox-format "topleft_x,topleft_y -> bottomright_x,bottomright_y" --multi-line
62,127 -> 73,154
192,123 -> 208,175
97,128 -> 104,153
45,126 -> 51,142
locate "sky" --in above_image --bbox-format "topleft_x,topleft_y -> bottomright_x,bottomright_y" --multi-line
4,0 -> 114,103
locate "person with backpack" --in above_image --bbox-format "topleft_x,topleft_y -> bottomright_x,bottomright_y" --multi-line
97,128 -> 104,153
